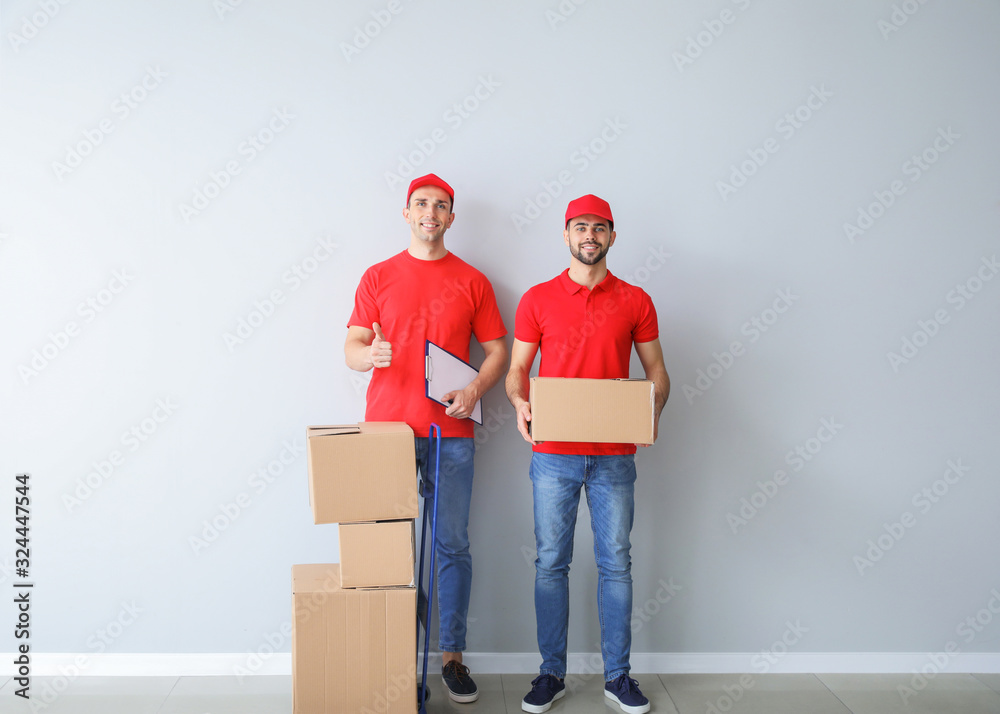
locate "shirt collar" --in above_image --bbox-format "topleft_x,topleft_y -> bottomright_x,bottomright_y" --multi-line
558,268 -> 618,295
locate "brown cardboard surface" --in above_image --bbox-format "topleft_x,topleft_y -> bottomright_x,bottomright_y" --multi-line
292,564 -> 416,714
307,422 -> 418,524
529,377 -> 655,444
339,520 -> 416,588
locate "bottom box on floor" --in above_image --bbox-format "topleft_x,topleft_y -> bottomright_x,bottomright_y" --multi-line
292,563 -> 416,714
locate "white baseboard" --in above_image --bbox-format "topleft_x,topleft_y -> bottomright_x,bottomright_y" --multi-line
463,652 -> 1000,675
3,652 -> 1000,678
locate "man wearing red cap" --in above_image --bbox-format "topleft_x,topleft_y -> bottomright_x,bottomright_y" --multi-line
345,174 -> 508,703
505,195 -> 669,714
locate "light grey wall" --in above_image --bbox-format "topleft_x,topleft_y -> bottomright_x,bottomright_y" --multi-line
2,0 -> 999,660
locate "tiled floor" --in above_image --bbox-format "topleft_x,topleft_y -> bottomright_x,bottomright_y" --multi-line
2,672 -> 1000,712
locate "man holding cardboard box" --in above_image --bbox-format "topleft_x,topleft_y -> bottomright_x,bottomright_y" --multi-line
345,173 -> 508,703
505,194 -> 669,714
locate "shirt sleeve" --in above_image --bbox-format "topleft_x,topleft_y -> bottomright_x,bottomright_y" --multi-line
347,267 -> 379,329
514,288 -> 542,343
632,289 -> 659,343
471,277 -> 507,343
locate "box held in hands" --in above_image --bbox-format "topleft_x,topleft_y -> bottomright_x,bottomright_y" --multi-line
529,377 -> 655,444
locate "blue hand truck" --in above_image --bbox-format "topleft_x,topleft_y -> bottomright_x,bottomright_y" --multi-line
416,423 -> 442,712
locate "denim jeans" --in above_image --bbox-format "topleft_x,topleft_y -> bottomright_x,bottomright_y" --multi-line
414,436 -> 476,653
530,452 -> 637,681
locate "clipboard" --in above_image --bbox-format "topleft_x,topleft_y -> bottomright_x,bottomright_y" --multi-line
425,340 -> 483,425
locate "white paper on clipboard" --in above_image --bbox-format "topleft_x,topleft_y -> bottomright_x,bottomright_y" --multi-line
425,340 -> 483,425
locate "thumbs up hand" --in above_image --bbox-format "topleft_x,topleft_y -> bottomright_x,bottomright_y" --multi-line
370,322 -> 392,368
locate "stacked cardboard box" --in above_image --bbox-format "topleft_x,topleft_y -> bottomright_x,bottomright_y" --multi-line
293,422 -> 419,714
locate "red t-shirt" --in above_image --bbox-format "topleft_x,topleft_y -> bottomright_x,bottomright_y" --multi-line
348,250 -> 507,438
515,269 -> 659,455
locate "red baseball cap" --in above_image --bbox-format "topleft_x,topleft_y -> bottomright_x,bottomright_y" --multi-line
565,194 -> 613,228
406,173 -> 454,207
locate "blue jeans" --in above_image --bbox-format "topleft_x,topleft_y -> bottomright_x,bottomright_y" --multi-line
414,436 -> 475,653
530,452 -> 637,681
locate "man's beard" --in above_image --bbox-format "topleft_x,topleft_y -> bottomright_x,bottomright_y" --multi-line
572,242 -> 609,266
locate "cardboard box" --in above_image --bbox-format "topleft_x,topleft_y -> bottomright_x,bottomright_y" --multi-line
292,564 -> 416,714
339,520 -> 416,588
529,377 -> 655,444
307,423 -> 418,524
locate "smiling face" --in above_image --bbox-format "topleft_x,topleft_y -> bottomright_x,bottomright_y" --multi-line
403,186 -> 454,244
564,213 -> 616,266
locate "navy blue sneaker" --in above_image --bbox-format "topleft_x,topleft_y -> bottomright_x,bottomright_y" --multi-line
442,660 -> 478,703
522,673 -> 565,713
604,674 -> 650,714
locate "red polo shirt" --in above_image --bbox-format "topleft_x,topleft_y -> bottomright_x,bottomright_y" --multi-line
349,250 -> 507,438
515,269 -> 658,455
